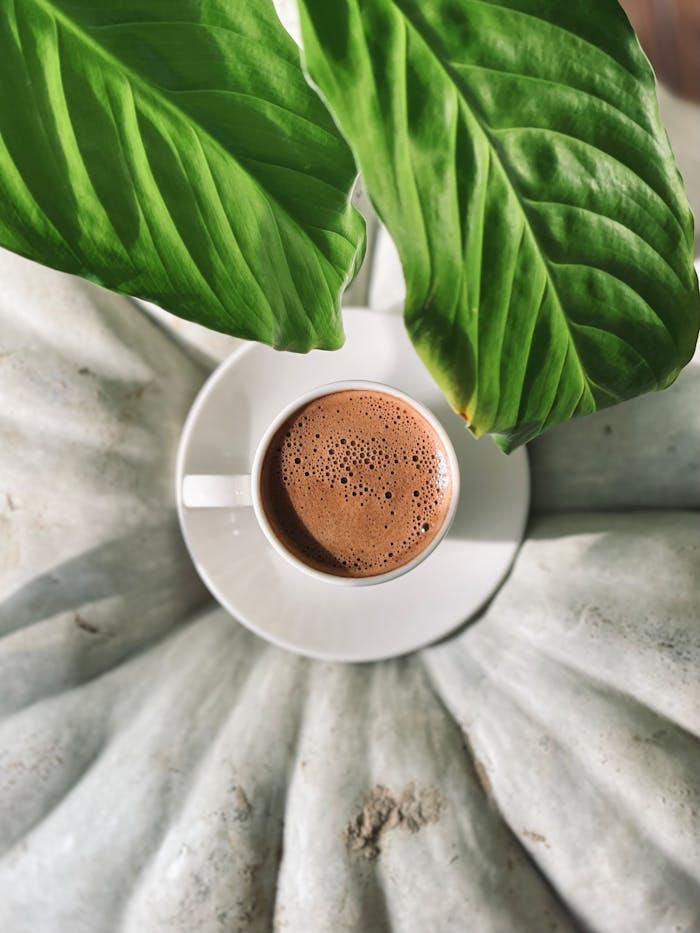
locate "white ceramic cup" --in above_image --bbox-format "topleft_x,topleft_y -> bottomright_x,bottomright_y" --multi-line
182,380 -> 460,586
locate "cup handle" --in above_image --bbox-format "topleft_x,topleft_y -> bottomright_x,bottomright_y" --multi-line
182,474 -> 252,508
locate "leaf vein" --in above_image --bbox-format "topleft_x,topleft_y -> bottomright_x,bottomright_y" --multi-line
454,0 -> 643,82
524,197 -> 689,292
450,59 -> 656,146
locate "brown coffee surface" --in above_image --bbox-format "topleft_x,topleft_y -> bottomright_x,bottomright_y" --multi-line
260,389 -> 453,578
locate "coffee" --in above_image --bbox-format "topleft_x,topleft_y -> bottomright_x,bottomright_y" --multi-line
260,389 -> 453,578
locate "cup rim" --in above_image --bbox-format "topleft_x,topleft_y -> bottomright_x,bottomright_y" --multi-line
250,379 -> 461,587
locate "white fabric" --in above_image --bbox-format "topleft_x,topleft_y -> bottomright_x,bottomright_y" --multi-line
0,243 -> 699,932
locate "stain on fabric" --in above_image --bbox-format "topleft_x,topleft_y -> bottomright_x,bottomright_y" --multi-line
344,782 -> 444,860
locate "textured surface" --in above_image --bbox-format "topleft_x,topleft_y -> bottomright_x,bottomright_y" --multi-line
528,337 -> 700,510
1,243 -> 699,932
298,0 -> 700,449
0,0 -> 364,349
0,250 -> 209,715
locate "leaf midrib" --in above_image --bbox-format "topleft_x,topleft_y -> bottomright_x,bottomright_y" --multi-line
28,0 -> 344,280
395,2 -> 600,415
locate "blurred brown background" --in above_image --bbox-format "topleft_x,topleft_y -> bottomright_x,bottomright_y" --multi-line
621,0 -> 700,101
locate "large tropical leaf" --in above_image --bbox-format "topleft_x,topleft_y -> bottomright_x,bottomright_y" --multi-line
0,0 -> 365,351
297,0 -> 700,448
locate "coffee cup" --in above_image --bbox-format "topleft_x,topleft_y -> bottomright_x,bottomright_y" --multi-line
182,380 -> 460,586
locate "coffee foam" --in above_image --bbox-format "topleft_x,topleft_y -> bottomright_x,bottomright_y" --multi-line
260,389 -> 453,577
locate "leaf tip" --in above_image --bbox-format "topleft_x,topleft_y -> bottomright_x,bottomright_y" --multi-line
457,408 -> 485,440
492,434 -> 517,455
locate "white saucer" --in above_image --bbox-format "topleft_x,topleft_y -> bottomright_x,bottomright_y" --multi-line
176,308 -> 529,662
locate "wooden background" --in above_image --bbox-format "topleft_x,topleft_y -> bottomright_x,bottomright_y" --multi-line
621,0 -> 700,101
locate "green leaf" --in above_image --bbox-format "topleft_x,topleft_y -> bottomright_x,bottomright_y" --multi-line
297,0 -> 700,448
0,0 -> 365,351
